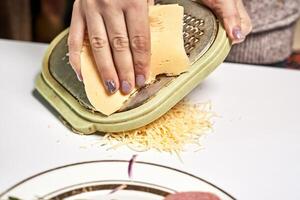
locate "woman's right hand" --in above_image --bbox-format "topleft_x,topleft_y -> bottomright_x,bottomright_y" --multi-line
68,0 -> 154,95
68,0 -> 252,95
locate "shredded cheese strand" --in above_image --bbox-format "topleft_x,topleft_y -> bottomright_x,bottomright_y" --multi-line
103,101 -> 215,153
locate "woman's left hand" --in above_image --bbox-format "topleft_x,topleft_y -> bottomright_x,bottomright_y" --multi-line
201,0 -> 252,44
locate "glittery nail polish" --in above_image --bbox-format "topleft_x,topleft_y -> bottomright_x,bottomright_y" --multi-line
232,26 -> 243,40
121,81 -> 132,94
136,75 -> 146,87
105,80 -> 117,94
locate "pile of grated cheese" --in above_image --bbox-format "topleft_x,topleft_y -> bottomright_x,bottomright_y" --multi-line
102,101 -> 215,154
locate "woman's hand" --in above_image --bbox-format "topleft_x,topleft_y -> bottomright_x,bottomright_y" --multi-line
68,0 -> 154,94
68,0 -> 251,94
201,0 -> 252,44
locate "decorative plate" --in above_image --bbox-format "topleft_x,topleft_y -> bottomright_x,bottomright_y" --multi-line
0,160 -> 235,200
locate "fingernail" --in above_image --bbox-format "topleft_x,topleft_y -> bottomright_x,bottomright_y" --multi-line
76,72 -> 83,82
121,81 -> 132,94
105,80 -> 117,94
71,65 -> 82,82
232,26 -> 243,40
136,75 -> 145,87
70,62 -> 82,82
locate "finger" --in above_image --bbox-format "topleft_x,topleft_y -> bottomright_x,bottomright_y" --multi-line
68,0 -> 85,81
203,0 -> 243,44
218,0 -> 243,44
125,1 -> 151,87
102,8 -> 135,95
237,0 -> 252,37
85,11 -> 119,94
148,0 -> 155,6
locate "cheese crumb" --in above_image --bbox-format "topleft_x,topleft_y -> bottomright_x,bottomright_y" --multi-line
102,101 -> 215,153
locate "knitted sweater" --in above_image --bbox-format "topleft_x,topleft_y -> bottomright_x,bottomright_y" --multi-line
226,0 -> 300,64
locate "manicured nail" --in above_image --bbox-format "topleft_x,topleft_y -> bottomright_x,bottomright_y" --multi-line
121,81 -> 132,94
232,26 -> 243,40
70,62 -> 82,82
76,72 -> 83,82
105,80 -> 117,94
136,75 -> 145,87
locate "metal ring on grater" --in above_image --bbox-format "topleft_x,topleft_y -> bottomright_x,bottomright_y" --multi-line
35,0 -> 230,134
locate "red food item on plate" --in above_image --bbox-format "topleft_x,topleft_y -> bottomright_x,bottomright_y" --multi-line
164,192 -> 221,200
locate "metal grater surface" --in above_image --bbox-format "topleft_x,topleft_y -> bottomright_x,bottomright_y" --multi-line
49,0 -> 218,112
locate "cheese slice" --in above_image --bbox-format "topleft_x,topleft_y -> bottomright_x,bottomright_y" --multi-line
148,4 -> 190,79
80,47 -> 130,116
80,4 -> 190,116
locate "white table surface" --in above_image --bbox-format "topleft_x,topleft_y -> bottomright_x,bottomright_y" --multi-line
0,39 -> 300,200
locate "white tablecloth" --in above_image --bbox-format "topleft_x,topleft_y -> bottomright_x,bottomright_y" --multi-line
0,39 -> 300,200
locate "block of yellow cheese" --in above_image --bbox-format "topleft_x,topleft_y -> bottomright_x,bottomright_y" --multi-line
148,4 -> 190,79
80,4 -> 190,116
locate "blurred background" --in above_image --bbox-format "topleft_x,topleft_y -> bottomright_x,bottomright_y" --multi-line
0,0 -> 299,68
0,0 -> 73,43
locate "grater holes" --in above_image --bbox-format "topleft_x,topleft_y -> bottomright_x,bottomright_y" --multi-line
189,18 -> 196,24
188,36 -> 197,44
184,15 -> 192,23
183,32 -> 190,39
194,19 -> 200,26
185,25 -> 194,32
183,13 -> 205,55
187,45 -> 195,53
